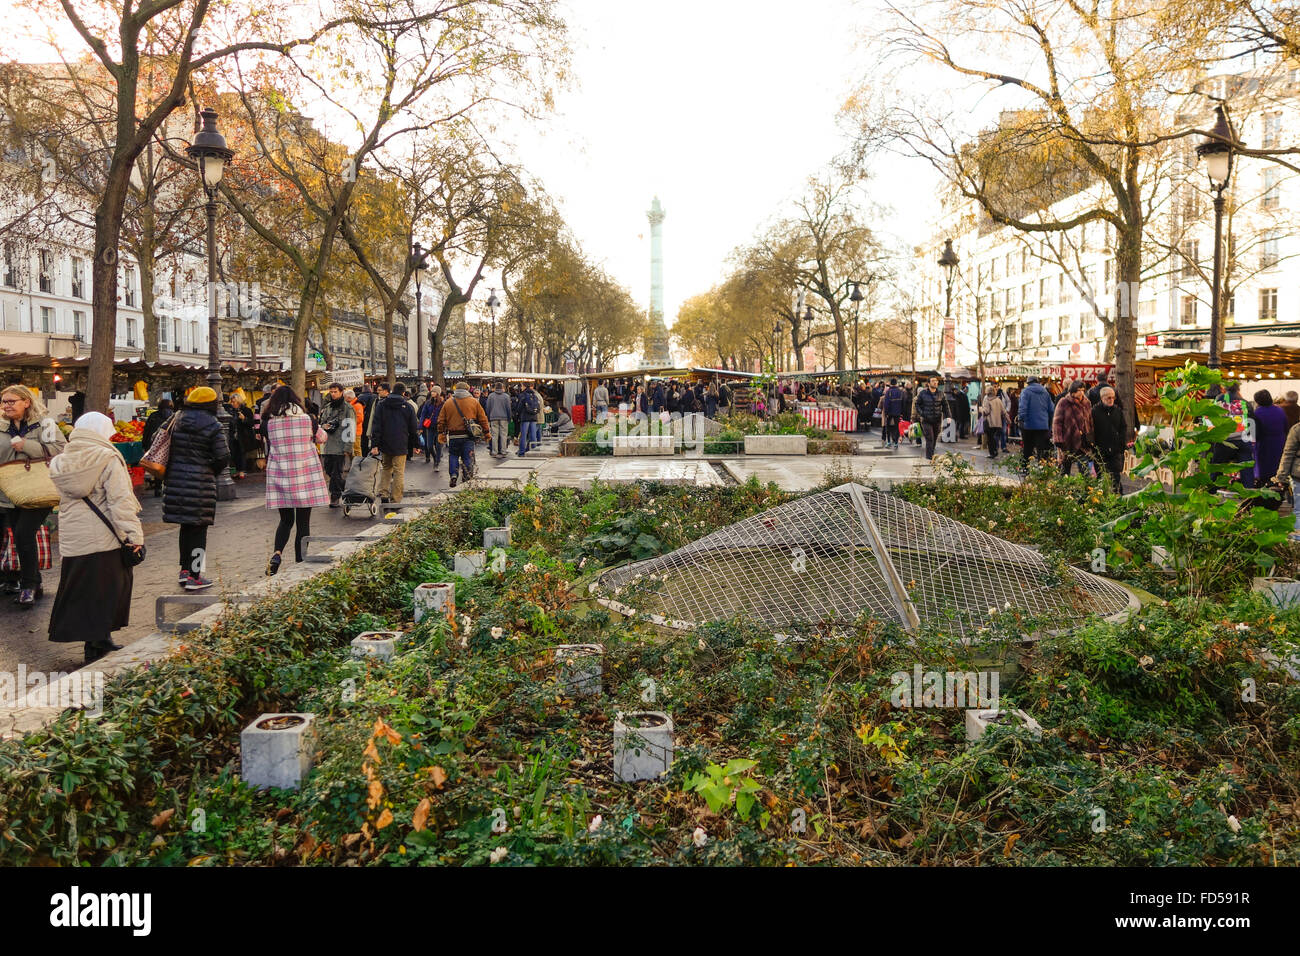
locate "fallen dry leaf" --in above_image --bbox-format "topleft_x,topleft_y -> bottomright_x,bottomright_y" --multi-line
150,808 -> 175,829
376,808 -> 394,830
413,798 -> 431,832
1003,833 -> 1021,857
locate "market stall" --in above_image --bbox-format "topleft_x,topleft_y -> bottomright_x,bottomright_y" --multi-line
799,405 -> 857,432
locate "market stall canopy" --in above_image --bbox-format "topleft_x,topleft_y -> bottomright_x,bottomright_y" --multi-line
0,352 -> 281,375
1136,345 -> 1300,376
581,366 -> 685,381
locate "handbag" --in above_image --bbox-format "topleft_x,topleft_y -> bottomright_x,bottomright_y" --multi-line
83,488 -> 145,568
0,455 -> 60,508
140,412 -> 180,478
0,524 -> 53,571
973,416 -> 985,436
450,398 -> 484,440
81,495 -> 146,568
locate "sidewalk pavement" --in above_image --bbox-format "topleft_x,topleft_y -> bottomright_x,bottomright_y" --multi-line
0,441 -> 527,677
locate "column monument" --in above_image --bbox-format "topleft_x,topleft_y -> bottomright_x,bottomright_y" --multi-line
641,196 -> 672,366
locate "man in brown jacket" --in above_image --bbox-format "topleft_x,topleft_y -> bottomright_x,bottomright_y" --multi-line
436,381 -> 490,488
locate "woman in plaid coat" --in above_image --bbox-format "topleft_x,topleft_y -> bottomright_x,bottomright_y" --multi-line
260,386 -> 329,575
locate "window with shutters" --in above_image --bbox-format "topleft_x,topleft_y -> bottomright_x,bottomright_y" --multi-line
1264,167 -> 1282,208
1260,287 -> 1278,320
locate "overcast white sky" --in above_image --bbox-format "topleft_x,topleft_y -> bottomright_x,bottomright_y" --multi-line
512,0 -> 943,341
3,0 -> 947,353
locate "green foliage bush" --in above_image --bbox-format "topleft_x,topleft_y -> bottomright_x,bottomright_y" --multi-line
0,479 -> 1294,866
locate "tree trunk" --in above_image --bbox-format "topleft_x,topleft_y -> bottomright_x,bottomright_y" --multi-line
831,302 -> 846,370
383,304 -> 396,386
87,175 -> 131,411
290,309 -> 310,397
139,207 -> 158,363
1113,226 -> 1141,439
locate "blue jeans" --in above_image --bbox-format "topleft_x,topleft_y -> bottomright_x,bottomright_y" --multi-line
448,436 -> 474,479
519,421 -> 540,455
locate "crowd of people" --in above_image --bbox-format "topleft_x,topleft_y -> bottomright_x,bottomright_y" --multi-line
0,375 -> 584,665
9,365 -> 1300,663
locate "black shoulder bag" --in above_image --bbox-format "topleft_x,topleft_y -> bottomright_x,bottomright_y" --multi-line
83,496 -> 147,568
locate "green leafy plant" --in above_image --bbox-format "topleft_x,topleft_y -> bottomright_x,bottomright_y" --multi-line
683,759 -> 766,822
1104,362 -> 1292,597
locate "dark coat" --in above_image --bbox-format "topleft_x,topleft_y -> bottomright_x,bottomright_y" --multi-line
1091,402 -> 1127,455
141,408 -> 172,451
912,387 -> 950,424
1017,382 -> 1054,431
162,405 -> 229,527
372,394 -> 419,456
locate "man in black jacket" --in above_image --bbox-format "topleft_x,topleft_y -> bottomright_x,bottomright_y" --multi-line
911,376 -> 951,461
372,383 -> 419,502
1091,386 -> 1127,492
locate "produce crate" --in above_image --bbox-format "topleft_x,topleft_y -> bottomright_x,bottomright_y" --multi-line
114,440 -> 144,466
129,465 -> 145,489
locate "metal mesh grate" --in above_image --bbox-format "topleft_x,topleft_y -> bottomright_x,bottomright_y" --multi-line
591,482 -> 1136,637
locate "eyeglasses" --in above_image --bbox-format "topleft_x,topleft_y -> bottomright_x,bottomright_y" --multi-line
0,399 -> 22,406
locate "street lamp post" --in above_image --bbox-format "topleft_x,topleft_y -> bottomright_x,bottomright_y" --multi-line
487,288 -> 500,373
411,241 -> 429,381
850,281 -> 864,374
938,239 -> 960,377
1197,104 -> 1237,370
186,107 -> 237,501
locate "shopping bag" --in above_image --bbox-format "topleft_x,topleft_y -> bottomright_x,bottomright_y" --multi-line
0,524 -> 53,572
0,457 -> 59,508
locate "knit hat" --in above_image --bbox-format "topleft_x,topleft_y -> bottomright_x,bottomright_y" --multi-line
188,386 -> 218,404
75,411 -> 116,441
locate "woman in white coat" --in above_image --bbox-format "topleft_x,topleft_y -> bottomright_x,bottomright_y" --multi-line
47,412 -> 144,663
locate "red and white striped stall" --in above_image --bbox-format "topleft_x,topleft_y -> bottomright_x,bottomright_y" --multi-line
799,405 -> 857,432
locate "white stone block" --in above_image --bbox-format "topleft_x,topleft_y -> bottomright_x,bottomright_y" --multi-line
454,550 -> 485,578
556,643 -> 603,696
241,713 -> 317,790
483,527 -> 511,550
413,582 -> 455,624
1151,546 -> 1186,570
744,434 -> 808,455
614,711 -> 674,782
1252,576 -> 1300,609
965,708 -> 1043,743
350,630 -> 404,661
612,434 -> 676,457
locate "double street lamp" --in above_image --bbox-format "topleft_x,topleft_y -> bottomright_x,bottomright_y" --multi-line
487,288 -> 500,372
1196,104 -> 1238,370
186,107 -> 237,501
411,241 -> 430,381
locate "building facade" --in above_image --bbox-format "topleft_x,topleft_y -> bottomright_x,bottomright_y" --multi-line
910,71 -> 1300,374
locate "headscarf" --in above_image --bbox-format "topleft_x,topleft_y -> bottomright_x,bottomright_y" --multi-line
75,411 -> 116,441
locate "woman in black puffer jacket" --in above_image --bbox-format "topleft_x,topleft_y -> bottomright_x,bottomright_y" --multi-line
163,386 -> 229,591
